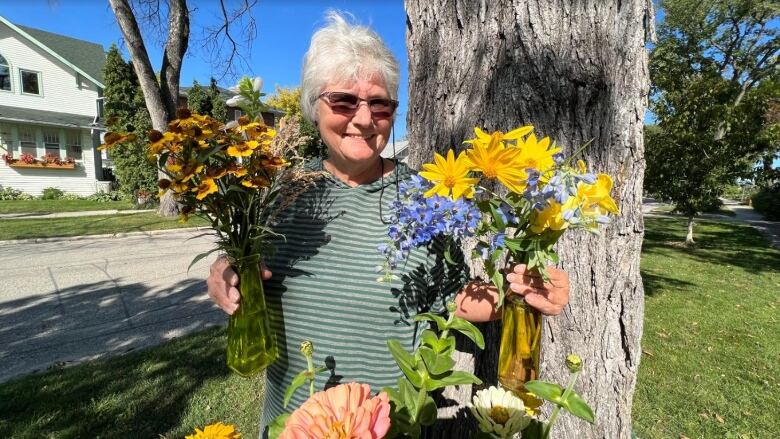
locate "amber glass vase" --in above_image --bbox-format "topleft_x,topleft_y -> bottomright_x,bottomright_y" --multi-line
498,295 -> 544,411
226,263 -> 278,376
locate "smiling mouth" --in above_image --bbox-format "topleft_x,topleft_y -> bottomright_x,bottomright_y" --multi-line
343,133 -> 376,140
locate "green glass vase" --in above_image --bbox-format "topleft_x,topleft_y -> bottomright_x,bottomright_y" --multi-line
226,263 -> 278,376
498,295 -> 544,412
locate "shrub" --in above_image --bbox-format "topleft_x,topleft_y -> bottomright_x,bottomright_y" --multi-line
41,187 -> 64,200
60,193 -> 83,201
751,185 -> 780,221
0,186 -> 33,200
85,191 -> 129,203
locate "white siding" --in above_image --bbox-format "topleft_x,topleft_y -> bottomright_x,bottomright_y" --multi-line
0,22 -> 100,117
0,124 -> 101,196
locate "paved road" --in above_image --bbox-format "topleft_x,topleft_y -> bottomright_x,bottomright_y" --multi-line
0,230 -> 225,383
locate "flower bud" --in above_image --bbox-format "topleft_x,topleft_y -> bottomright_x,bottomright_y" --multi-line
148,130 -> 163,143
300,340 -> 314,357
176,108 -> 192,119
566,354 -> 582,373
157,178 -> 172,190
446,301 -> 457,314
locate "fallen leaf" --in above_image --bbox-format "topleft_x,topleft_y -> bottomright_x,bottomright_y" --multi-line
699,412 -> 709,420
715,414 -> 725,424
642,350 -> 654,357
679,434 -> 690,439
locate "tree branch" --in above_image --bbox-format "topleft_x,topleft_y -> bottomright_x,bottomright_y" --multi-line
199,0 -> 258,81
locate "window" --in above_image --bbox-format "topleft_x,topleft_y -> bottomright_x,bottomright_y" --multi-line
19,126 -> 36,156
0,54 -> 9,91
43,130 -> 60,158
20,69 -> 41,95
66,131 -> 83,160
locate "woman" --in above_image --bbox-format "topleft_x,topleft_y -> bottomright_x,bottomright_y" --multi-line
206,12 -> 570,434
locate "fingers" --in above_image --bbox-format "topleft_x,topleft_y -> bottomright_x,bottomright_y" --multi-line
208,256 -> 241,315
506,264 -> 571,316
260,263 -> 273,281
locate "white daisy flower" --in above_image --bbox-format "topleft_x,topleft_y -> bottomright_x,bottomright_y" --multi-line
468,386 -> 533,439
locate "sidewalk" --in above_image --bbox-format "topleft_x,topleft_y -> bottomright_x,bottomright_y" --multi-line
0,209 -> 155,219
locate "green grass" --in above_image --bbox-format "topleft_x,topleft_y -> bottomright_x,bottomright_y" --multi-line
652,205 -> 737,217
0,212 -> 209,240
0,199 -> 135,214
0,326 -> 263,439
633,217 -> 780,438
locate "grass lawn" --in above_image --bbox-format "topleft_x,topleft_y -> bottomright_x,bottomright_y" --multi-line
0,212 -> 209,240
0,199 -> 135,214
633,217 -> 780,438
0,326 -> 264,439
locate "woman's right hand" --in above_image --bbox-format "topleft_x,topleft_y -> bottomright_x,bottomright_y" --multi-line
207,257 -> 273,315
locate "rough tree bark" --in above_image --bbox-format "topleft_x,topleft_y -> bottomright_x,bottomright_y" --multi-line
405,1 -> 653,438
109,0 -> 190,216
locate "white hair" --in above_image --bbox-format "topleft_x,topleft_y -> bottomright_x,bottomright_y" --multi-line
300,11 -> 400,124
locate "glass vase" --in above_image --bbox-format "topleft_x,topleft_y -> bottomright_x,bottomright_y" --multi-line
226,263 -> 278,376
498,295 -> 543,411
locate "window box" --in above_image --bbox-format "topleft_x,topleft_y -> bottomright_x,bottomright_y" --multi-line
8,161 -> 76,169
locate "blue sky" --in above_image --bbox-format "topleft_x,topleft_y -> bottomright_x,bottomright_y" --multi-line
1,0 -> 410,136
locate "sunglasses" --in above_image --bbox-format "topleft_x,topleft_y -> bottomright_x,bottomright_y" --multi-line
318,92 -> 398,118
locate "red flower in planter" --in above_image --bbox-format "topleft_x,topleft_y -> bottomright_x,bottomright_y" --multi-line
20,153 -> 35,164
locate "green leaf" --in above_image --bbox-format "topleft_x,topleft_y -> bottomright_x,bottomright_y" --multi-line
521,419 -> 545,438
399,378 -> 420,417
448,317 -> 485,349
524,380 -> 564,404
187,248 -> 222,273
443,241 -> 457,265
283,370 -> 310,408
561,391 -> 596,423
425,370 -> 482,391
267,413 -> 290,439
418,395 -> 438,426
420,329 -> 439,349
414,313 -> 449,331
387,340 -> 423,387
419,347 -> 455,375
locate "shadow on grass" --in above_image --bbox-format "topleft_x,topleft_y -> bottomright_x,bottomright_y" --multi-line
640,271 -> 696,297
642,217 -> 780,275
0,278 -> 228,438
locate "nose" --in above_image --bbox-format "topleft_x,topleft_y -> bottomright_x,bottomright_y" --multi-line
350,101 -> 373,128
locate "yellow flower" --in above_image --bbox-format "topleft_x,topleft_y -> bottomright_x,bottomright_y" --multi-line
464,131 -> 529,193
579,173 -> 619,215
241,175 -> 270,189
419,149 -> 479,199
465,125 -> 534,147
185,422 -> 241,439
516,134 -> 561,173
171,180 -> 190,194
193,178 -> 218,200
529,200 -> 570,234
98,131 -> 136,151
227,140 -> 259,157
148,131 -> 181,155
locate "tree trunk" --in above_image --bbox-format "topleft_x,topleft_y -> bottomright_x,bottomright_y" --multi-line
109,0 -> 190,217
686,216 -> 695,244
405,1 -> 652,438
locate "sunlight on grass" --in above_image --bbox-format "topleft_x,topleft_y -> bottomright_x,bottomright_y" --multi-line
0,199 -> 135,214
633,217 -> 780,438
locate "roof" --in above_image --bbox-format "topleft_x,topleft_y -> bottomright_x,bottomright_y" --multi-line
0,17 -> 105,87
381,139 -> 409,158
0,105 -> 101,130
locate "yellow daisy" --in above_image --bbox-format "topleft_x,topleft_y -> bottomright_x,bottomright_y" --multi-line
464,131 -> 529,194
185,422 -> 241,439
579,173 -> 620,215
465,125 -> 534,147
516,134 -> 561,173
227,140 -> 259,158
193,178 -> 218,200
419,149 -> 479,199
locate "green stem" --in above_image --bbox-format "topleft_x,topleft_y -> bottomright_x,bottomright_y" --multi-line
543,371 -> 580,439
306,355 -> 315,398
439,309 -> 456,340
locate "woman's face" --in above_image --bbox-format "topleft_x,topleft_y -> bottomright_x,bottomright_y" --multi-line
316,76 -> 393,166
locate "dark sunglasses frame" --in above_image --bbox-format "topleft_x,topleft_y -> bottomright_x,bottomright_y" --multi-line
318,92 -> 398,117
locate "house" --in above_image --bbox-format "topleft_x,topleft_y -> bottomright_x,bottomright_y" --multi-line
0,16 -> 108,196
380,139 -> 409,163
178,84 -> 285,127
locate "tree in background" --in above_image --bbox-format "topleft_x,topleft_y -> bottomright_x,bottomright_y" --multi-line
109,0 -> 256,215
405,1 -> 650,437
186,78 -> 227,122
265,85 -> 324,158
102,44 -> 157,199
646,0 -> 779,243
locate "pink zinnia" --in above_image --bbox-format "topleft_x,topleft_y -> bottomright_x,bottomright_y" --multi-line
279,382 -> 391,439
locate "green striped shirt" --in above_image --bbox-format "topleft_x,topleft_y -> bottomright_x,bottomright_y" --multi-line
260,158 -> 467,430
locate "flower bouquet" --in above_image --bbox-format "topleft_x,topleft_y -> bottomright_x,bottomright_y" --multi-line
377,124 -> 618,434
99,77 -> 318,377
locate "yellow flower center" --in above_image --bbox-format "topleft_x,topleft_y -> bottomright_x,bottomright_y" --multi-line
489,406 -> 510,425
526,158 -> 538,169
324,421 -> 349,439
482,164 -> 498,179
444,175 -> 457,188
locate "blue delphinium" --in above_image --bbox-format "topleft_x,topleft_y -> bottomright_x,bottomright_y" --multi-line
377,175 -> 481,281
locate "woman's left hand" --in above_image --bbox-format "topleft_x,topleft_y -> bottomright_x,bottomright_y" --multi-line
506,264 -> 570,316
